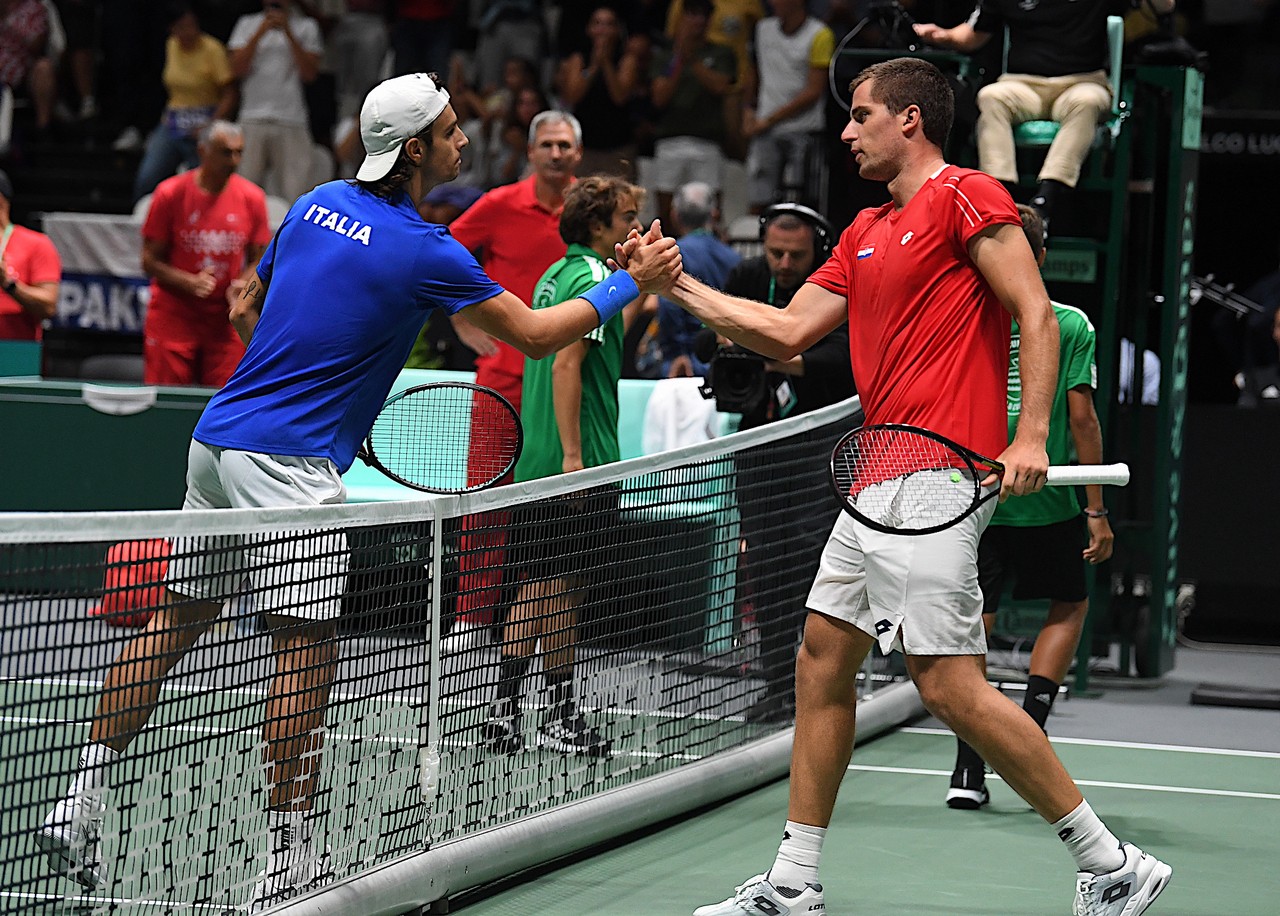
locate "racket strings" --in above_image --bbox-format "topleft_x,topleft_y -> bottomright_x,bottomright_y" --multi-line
833,428 -> 980,532
368,386 -> 520,492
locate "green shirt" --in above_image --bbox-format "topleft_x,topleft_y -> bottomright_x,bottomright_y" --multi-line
993,301 -> 1097,527
515,243 -> 625,483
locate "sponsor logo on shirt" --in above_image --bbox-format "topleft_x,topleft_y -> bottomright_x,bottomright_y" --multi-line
302,203 -> 373,246
178,228 -> 248,257
900,231 -> 914,245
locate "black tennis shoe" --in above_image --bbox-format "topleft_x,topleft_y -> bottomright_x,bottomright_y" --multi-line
483,697 -> 524,754
537,701 -> 611,757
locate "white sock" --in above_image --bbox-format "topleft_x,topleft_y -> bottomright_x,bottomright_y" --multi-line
1053,800 -> 1125,875
266,809 -> 313,878
768,821 -> 826,893
70,743 -> 118,799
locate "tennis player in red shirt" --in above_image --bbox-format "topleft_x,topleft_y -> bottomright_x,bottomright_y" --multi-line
141,120 -> 272,387
648,57 -> 1171,916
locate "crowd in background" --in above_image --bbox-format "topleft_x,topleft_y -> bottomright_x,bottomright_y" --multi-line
2,0 -> 1279,395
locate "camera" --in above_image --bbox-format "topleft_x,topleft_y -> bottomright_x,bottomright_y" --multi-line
694,328 -> 781,415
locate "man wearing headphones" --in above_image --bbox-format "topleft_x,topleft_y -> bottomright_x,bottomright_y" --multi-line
725,202 -> 854,723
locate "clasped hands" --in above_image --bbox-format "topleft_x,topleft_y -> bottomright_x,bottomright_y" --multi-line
610,220 -> 682,295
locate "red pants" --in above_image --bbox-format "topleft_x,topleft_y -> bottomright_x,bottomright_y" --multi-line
454,366 -> 522,625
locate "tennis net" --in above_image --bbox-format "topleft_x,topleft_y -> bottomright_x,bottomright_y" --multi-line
0,396 -> 917,915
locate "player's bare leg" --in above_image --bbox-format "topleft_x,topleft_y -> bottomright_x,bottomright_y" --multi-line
37,593 -> 222,888
788,612 -> 876,826
911,653 -> 1083,819
693,612 -> 873,915
1030,598 -> 1088,684
249,615 -> 339,910
262,616 -> 339,811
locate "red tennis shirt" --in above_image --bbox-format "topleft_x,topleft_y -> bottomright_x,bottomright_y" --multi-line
449,174 -> 568,384
808,165 -> 1020,459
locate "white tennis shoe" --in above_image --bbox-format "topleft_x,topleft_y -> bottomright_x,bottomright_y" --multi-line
1073,843 -> 1172,915
693,873 -> 825,916
34,792 -> 107,889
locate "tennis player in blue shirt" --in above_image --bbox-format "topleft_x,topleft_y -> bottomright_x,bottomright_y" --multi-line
36,72 -> 682,911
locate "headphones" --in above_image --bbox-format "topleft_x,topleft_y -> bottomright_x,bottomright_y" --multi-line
759,202 -> 835,262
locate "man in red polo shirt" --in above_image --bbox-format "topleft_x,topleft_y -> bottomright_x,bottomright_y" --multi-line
141,120 -> 272,387
0,169 -> 60,341
446,110 -> 583,639
449,109 -> 583,408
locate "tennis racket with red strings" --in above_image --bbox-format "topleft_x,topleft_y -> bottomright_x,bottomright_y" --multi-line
355,382 -> 522,493
829,423 -> 1129,535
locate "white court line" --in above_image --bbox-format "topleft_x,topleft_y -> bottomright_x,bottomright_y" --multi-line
0,889 -> 224,910
846,763 -> 1280,801
0,714 -> 705,763
902,725 -> 1280,759
1,675 -> 748,724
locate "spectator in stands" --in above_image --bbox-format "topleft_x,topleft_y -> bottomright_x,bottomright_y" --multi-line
489,83 -> 550,188
649,0 -> 738,227
0,168 -> 60,340
37,72 -> 681,908
742,0 -> 834,213
53,0 -> 97,121
0,0 -> 56,140
483,175 -> 647,759
665,0 -> 765,88
946,204 -> 1115,810
390,0 -> 453,77
657,180 -> 740,378
445,109 -> 583,643
103,0 -> 169,153
132,4 -> 236,206
471,0 -> 544,96
722,203 -> 853,723
556,5 -> 643,179
229,0 -> 324,204
329,0 -> 389,124
140,120 -> 271,387
913,0 -> 1176,236
448,55 -> 542,189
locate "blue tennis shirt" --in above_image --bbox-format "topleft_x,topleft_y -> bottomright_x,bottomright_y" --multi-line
194,180 -> 503,472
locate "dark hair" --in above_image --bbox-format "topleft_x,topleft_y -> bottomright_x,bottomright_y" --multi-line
559,176 -> 644,246
359,73 -> 444,200
759,202 -> 834,260
1016,203 -> 1046,260
849,58 -> 954,149
683,0 -> 714,16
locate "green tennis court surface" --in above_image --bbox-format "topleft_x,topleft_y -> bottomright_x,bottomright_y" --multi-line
453,726 -> 1280,915
0,631 -> 778,915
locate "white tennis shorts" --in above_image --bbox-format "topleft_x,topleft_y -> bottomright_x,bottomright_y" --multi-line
166,440 -> 350,620
806,485 -> 998,656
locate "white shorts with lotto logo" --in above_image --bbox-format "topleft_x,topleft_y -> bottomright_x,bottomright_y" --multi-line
166,440 -> 350,621
806,484 -> 998,656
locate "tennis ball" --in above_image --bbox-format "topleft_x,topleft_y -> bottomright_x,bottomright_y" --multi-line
950,471 -> 962,483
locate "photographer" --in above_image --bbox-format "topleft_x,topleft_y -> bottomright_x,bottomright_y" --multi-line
708,204 -> 854,723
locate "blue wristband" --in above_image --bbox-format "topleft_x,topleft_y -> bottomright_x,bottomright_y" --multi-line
579,270 -> 640,325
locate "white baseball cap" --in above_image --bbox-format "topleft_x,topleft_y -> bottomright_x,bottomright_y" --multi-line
357,73 -> 451,182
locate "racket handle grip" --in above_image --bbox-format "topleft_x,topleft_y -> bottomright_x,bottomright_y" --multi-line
1046,463 -> 1130,487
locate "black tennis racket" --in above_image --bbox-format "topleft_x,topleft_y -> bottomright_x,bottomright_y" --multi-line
829,423 -> 1130,535
355,382 -> 522,493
